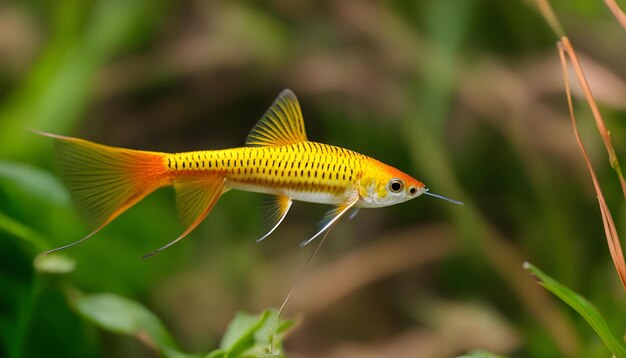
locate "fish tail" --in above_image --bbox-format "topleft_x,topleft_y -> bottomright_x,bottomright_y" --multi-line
37,132 -> 169,254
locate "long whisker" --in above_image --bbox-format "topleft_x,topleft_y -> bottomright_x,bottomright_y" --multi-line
424,189 -> 464,205
268,219 -> 337,354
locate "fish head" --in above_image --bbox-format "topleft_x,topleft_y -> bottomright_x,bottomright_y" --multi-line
358,161 -> 426,208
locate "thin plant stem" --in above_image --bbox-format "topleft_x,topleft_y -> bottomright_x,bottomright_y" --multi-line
557,38 -> 626,289
268,223 -> 336,355
559,37 -> 626,199
605,0 -> 626,31
532,0 -> 565,37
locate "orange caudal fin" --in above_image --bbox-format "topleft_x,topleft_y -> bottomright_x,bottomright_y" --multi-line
37,132 -> 169,255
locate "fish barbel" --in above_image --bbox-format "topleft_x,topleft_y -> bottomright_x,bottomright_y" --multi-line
39,89 -> 461,257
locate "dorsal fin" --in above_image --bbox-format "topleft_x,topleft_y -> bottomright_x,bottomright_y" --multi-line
246,89 -> 307,147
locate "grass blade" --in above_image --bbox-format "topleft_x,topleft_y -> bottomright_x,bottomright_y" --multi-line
524,262 -> 626,357
0,212 -> 48,252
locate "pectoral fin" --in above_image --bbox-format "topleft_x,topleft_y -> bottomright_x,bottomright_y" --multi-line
257,195 -> 292,243
348,208 -> 360,220
300,197 -> 359,247
143,176 -> 225,257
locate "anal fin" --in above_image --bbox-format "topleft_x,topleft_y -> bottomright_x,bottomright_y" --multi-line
257,195 -> 292,243
143,175 -> 225,257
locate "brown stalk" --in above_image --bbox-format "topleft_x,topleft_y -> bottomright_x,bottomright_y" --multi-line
559,37 -> 626,198
532,0 -> 565,36
533,0 -> 626,197
557,38 -> 626,289
605,0 -> 626,31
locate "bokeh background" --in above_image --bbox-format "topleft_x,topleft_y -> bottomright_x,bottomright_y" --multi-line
1,0 -> 625,357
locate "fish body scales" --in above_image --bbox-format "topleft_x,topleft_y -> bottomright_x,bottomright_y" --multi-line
39,89 -> 440,257
166,142 -> 366,205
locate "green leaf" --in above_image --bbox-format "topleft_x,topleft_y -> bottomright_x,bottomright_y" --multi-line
220,310 -> 268,350
217,309 -> 294,358
72,293 -> 292,358
73,293 -> 195,358
0,211 -> 48,252
0,161 -> 69,205
524,262 -> 626,357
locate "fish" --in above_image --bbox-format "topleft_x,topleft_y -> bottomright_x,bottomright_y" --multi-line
38,89 -> 461,257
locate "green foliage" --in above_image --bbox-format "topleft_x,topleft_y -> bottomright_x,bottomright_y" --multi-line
524,263 -> 626,357
0,0 -> 170,162
0,211 -> 48,252
210,310 -> 294,358
75,292 -> 293,358
74,293 -> 188,357
0,161 -> 69,205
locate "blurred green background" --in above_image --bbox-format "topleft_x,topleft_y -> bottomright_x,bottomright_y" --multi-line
1,0 -> 625,357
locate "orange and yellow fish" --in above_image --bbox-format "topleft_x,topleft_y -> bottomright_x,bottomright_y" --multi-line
39,89 -> 461,257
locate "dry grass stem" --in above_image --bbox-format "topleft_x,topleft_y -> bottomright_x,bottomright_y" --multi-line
557,38 -> 626,289
605,0 -> 626,31
532,0 -> 565,37
558,37 -> 626,198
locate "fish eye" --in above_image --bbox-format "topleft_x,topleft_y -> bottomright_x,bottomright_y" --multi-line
409,186 -> 417,195
388,179 -> 404,193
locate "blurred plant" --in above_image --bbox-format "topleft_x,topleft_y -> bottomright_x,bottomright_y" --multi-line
605,0 -> 626,31
75,293 -> 293,358
456,351 -> 504,358
524,1 -> 626,357
0,0 -> 170,162
556,36 -> 626,288
524,263 -> 626,357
